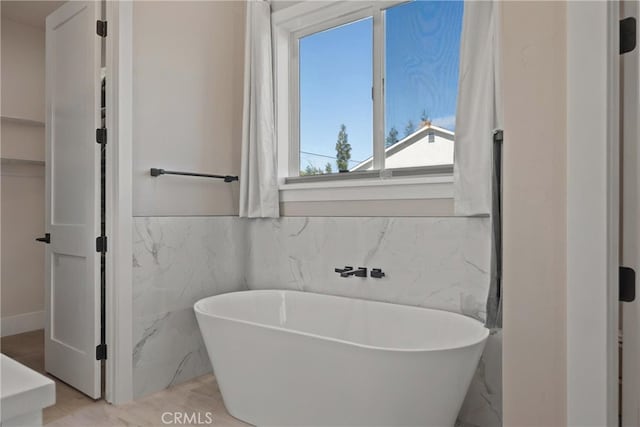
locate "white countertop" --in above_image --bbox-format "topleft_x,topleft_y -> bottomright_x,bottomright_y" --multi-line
0,354 -> 55,421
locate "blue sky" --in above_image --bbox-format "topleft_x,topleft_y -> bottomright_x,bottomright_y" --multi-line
299,0 -> 463,171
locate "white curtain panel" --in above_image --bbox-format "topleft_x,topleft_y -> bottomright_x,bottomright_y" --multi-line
453,0 -> 503,216
239,0 -> 280,218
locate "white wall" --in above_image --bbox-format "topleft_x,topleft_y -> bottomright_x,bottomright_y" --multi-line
1,162 -> 45,320
1,17 -> 46,336
132,1 -> 245,217
502,2 -> 567,425
1,121 -> 45,162
1,17 -> 46,122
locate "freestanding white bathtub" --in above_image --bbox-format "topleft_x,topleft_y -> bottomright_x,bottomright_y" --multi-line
195,290 -> 488,427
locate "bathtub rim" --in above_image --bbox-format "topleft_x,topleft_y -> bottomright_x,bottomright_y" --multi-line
194,289 -> 489,353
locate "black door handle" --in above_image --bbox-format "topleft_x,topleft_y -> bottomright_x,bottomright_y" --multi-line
36,233 -> 50,244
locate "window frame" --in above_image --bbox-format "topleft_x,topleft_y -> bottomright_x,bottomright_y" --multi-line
273,0 -> 455,202
290,8 -> 379,177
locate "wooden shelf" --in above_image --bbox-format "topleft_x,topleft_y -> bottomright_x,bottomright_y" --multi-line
1,116 -> 45,127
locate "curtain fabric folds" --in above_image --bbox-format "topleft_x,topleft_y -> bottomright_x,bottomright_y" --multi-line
454,1 -> 503,327
453,0 -> 503,216
239,0 -> 280,218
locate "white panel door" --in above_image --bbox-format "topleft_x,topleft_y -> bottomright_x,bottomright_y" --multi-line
622,1 -> 640,426
44,1 -> 102,399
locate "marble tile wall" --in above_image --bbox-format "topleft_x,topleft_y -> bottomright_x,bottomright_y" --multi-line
132,217 -> 247,398
457,330 -> 503,427
132,215 -> 501,426
245,217 -> 491,321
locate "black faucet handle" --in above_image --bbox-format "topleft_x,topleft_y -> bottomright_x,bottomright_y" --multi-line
371,268 -> 385,278
335,266 -> 353,274
354,267 -> 367,278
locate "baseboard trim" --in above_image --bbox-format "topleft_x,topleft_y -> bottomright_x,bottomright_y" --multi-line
1,311 -> 45,337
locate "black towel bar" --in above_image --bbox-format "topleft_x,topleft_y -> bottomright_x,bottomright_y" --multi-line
150,168 -> 238,182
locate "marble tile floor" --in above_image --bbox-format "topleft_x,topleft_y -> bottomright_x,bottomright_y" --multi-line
1,329 -> 250,427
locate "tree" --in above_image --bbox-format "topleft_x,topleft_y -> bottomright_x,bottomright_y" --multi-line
300,164 -> 324,176
335,124 -> 351,172
300,162 -> 333,176
386,126 -> 399,147
404,120 -> 415,137
325,162 -> 333,174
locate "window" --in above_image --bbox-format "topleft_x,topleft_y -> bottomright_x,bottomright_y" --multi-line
273,0 -> 462,204
281,0 -> 463,181
382,0 -> 462,170
299,18 -> 373,175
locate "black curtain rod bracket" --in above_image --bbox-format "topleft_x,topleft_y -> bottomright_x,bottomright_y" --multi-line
150,168 -> 238,183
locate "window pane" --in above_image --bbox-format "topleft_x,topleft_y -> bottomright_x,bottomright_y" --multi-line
299,18 -> 373,176
382,0 -> 462,170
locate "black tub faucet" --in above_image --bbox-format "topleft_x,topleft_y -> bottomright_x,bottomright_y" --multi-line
335,266 -> 353,275
371,268 -> 385,278
340,267 -> 367,278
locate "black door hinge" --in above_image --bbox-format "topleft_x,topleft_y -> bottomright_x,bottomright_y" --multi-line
621,17 -> 636,54
96,128 -> 107,145
96,343 -> 107,360
620,266 -> 636,302
96,20 -> 107,37
96,236 -> 108,253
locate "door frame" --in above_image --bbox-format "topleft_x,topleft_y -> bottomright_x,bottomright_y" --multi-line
620,1 -> 639,425
566,1 -> 620,425
104,0 -> 134,404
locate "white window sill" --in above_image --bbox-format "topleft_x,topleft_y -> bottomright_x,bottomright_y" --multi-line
279,175 -> 454,203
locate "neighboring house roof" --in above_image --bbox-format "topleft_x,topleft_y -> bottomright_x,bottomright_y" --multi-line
350,124 -> 455,171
